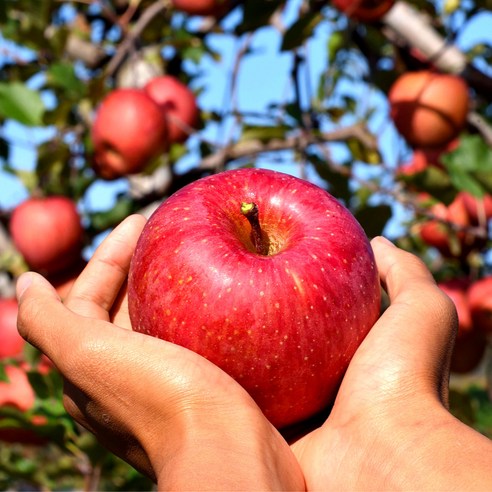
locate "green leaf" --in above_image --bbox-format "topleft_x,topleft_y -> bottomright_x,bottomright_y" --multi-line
441,135 -> 492,196
328,31 -> 345,64
281,11 -> 323,52
0,81 -> 45,126
46,62 -> 85,98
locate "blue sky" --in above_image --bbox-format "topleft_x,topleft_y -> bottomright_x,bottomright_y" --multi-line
1,2 -> 491,246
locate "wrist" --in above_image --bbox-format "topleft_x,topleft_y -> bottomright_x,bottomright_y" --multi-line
149,397 -> 304,491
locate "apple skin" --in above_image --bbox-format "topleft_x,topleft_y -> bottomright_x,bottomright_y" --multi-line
10,196 -> 84,276
332,0 -> 394,22
171,0 -> 231,16
128,168 -> 381,429
0,298 -> 25,359
468,277 -> 492,335
144,76 -> 200,146
91,88 -> 168,180
389,71 -> 469,149
0,365 -> 47,445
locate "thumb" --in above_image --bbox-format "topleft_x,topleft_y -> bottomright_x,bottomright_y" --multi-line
16,271 -> 69,359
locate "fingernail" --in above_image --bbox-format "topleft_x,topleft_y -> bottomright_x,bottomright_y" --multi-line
374,236 -> 396,247
16,273 -> 33,301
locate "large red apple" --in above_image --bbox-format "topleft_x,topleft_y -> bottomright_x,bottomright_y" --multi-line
389,71 -> 469,149
0,364 -> 47,445
0,298 -> 24,359
468,277 -> 492,335
10,196 -> 84,276
171,0 -> 231,16
128,168 -> 381,429
144,75 -> 200,146
91,88 -> 168,180
332,0 -> 394,22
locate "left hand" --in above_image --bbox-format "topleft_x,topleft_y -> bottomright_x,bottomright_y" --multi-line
16,214 -> 304,490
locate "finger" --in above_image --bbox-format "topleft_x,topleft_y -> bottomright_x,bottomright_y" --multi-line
368,237 -> 457,398
65,214 -> 146,322
16,272 -> 74,362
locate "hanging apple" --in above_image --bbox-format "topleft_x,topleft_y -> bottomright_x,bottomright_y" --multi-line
9,196 -> 84,276
388,71 -> 469,149
128,168 -> 381,429
144,75 -> 200,146
91,88 -> 168,180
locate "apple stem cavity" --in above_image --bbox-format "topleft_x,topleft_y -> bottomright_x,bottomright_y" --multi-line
241,202 -> 270,255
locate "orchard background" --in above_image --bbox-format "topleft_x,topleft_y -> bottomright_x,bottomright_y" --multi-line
1,0 -> 492,489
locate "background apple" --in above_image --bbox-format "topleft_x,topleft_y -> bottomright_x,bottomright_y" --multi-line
0,298 -> 24,359
389,71 -> 469,148
461,192 -> 492,226
144,75 -> 200,146
416,193 -> 478,258
438,278 -> 472,337
9,196 -> 84,276
128,168 -> 381,429
468,276 -> 492,335
170,0 -> 231,17
0,365 -> 47,445
332,0 -> 394,22
91,88 -> 168,180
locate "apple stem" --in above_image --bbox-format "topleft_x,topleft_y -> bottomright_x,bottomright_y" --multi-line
241,202 -> 269,255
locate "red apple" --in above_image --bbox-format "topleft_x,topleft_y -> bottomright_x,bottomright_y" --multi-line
144,75 -> 200,146
468,277 -> 492,335
0,298 -> 24,359
332,0 -> 394,22
128,168 -> 381,429
10,196 -> 84,276
91,88 -> 168,180
389,71 -> 469,149
171,0 -> 231,16
0,364 -> 47,445
416,194 -> 483,258
437,278 -> 472,337
450,327 -> 486,374
461,192 -> 492,226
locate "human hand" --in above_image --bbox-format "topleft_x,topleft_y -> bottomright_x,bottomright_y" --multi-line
16,215 -> 304,490
291,236 -> 492,491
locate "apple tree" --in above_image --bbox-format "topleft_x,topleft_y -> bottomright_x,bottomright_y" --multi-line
1,0 -> 492,489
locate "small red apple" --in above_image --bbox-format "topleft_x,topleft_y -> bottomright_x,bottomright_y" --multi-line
416,193 -> 484,258
144,75 -> 200,146
332,0 -> 394,22
389,71 -> 469,149
128,168 -> 381,429
0,365 -> 47,445
91,88 -> 168,180
171,0 -> 231,16
437,278 -> 472,337
0,298 -> 24,359
461,192 -> 492,226
468,277 -> 492,335
10,196 -> 84,276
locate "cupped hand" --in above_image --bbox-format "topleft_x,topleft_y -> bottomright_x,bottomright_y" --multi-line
16,215 -> 304,491
290,236 -> 471,490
